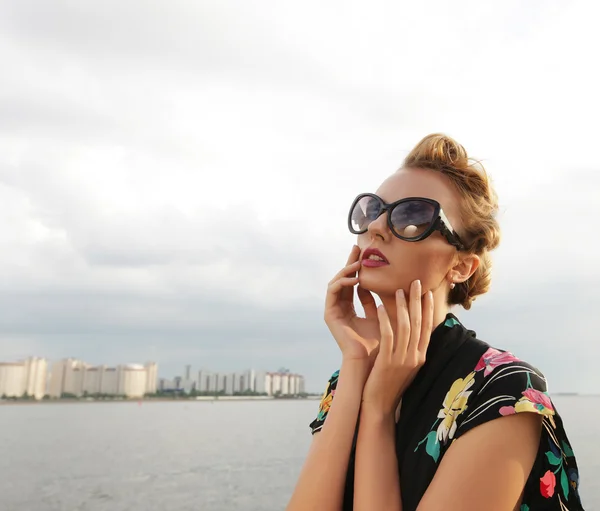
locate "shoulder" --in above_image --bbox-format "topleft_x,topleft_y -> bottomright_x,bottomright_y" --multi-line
456,347 -> 552,438
453,347 -> 583,507
474,346 -> 546,381
308,369 -> 339,435
475,346 -> 548,403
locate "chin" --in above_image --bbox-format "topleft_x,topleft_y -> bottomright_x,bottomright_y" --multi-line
358,270 -> 402,297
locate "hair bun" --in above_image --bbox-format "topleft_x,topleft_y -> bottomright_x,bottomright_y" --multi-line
404,133 -> 469,168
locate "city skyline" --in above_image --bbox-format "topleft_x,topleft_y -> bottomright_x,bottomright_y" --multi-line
0,355 -> 308,399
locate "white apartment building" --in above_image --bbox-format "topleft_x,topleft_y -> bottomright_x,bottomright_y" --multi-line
48,359 -> 158,398
145,362 -> 158,394
101,367 -> 119,395
198,370 -> 218,393
256,371 -> 271,395
118,364 -> 148,398
0,357 -> 48,400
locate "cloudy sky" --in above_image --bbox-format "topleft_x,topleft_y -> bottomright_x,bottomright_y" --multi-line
0,0 -> 598,393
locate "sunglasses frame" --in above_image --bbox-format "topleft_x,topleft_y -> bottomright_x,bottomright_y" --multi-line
348,193 -> 465,250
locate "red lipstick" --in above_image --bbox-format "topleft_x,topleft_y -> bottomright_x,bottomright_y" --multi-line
361,248 -> 390,268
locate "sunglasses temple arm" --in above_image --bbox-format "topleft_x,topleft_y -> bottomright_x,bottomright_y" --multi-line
437,220 -> 465,251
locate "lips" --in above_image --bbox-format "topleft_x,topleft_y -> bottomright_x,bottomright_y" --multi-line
361,247 -> 390,267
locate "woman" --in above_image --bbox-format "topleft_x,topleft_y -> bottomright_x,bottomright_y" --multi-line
286,134 -> 583,511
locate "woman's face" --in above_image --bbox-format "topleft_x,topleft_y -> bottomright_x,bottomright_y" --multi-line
356,167 -> 466,297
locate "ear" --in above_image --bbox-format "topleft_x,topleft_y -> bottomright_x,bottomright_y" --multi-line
449,253 -> 480,284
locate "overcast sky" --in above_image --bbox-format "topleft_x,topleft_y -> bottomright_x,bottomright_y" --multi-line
0,0 -> 598,393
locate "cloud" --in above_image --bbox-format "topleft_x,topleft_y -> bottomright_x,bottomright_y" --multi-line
0,0 -> 597,393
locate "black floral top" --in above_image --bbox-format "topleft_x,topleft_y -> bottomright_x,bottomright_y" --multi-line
309,314 -> 584,510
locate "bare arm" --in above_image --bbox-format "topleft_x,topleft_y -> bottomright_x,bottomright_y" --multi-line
417,413 -> 541,511
354,282 -> 433,511
286,360 -> 369,511
288,244 -> 381,510
354,410 -> 401,511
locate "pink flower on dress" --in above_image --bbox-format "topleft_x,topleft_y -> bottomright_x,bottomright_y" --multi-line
499,406 -> 516,416
522,388 -> 553,411
474,348 -> 521,376
540,470 -> 556,498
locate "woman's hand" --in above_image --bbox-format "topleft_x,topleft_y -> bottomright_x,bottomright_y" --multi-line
324,245 -> 381,364
361,279 -> 434,418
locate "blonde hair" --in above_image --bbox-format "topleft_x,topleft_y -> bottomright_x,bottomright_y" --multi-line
403,133 -> 501,309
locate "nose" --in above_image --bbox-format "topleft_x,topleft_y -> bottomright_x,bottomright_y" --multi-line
366,210 -> 390,241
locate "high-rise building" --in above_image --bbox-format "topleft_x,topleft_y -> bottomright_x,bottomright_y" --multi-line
118,364 -> 148,398
101,367 -> 119,395
145,362 -> 158,394
63,361 -> 87,396
23,357 -> 47,399
83,366 -> 103,394
255,371 -> 271,395
0,357 -> 48,399
49,358 -> 78,398
271,372 -> 282,395
198,370 -> 218,392
178,365 -> 196,392
0,362 -> 25,397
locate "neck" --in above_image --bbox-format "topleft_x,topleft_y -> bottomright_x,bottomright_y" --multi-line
378,289 -> 451,337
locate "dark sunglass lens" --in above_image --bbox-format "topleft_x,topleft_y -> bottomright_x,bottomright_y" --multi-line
390,200 -> 436,239
350,196 -> 381,232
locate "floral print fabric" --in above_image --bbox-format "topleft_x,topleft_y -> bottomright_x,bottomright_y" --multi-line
309,315 -> 584,510
310,369 -> 339,433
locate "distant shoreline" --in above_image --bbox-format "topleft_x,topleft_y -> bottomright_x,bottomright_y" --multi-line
0,395 -> 322,406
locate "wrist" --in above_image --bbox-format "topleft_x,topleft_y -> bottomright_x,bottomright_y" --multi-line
340,357 -> 371,380
360,403 -> 396,425
358,406 -> 396,436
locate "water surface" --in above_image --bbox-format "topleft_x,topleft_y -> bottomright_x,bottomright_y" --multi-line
0,397 -> 596,510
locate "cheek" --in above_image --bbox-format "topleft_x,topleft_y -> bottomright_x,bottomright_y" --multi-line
419,251 -> 455,286
392,244 -> 454,283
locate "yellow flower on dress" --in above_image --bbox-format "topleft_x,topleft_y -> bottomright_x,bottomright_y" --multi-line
318,392 -> 333,417
436,371 -> 476,443
500,388 -> 557,428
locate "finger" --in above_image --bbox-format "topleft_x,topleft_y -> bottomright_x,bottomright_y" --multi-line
408,280 -> 422,354
377,304 -> 394,359
357,286 -> 378,319
328,260 -> 361,285
325,276 -> 359,310
419,291 -> 434,353
395,289 -> 410,354
345,244 -> 361,266
370,342 -> 381,359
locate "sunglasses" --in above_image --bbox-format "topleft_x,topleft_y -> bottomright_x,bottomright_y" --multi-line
348,193 -> 464,250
